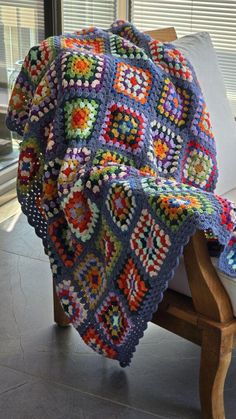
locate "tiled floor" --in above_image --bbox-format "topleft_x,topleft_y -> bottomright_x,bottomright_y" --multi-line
0,210 -> 235,419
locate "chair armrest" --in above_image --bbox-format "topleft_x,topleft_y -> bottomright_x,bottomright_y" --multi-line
184,231 -> 234,323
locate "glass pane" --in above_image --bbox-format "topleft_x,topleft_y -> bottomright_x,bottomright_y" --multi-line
131,0 -> 236,115
63,0 -> 117,32
0,0 -> 44,172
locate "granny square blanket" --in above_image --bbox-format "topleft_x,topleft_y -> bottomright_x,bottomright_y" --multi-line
6,21 -> 236,366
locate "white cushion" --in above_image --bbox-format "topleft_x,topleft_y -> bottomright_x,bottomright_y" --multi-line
169,188 -> 236,316
174,32 -> 236,195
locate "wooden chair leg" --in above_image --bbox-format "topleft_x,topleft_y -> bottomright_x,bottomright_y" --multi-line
200,327 -> 233,419
53,280 -> 71,327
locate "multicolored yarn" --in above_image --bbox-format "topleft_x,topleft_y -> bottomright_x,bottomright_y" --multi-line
6,21 -> 236,367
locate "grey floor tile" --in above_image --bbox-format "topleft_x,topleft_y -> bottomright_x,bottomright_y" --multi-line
0,372 -> 164,419
0,210 -> 236,419
0,365 -> 36,395
0,212 -> 47,261
0,249 -> 53,341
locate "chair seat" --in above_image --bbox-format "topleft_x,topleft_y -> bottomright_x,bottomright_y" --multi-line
169,187 -> 236,316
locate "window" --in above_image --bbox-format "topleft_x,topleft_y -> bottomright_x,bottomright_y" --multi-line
0,1 -> 44,90
63,0 -> 117,32
0,1 -> 44,173
131,0 -> 236,114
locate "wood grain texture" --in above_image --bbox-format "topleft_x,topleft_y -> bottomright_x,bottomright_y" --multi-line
184,231 -> 234,323
152,232 -> 236,419
144,27 -> 177,42
200,328 -> 233,419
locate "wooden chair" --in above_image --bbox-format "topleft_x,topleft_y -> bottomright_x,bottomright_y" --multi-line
53,27 -> 236,419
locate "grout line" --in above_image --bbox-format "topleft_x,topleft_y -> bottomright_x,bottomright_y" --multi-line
0,247 -> 48,263
0,362 -> 166,418
0,381 -> 29,397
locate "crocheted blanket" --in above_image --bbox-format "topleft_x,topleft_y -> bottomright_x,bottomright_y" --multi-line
6,21 -> 236,367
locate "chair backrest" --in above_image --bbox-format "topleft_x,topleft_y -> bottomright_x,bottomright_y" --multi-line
144,27 -> 177,42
